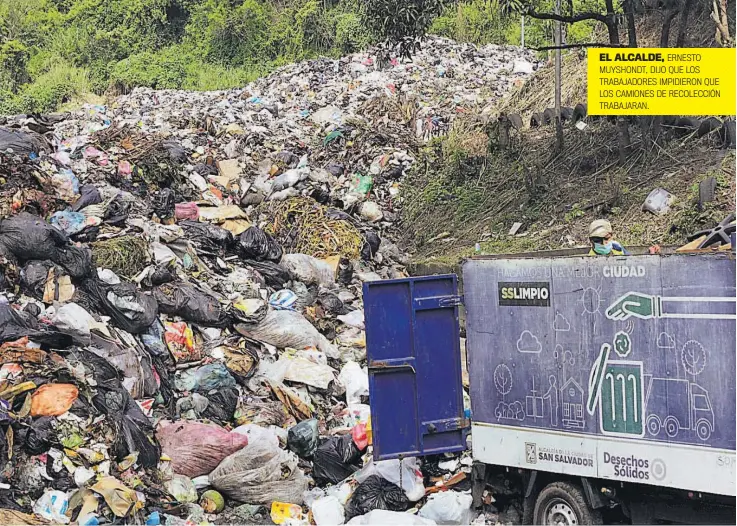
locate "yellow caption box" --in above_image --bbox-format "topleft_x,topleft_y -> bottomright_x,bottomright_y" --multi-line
587,48 -> 736,115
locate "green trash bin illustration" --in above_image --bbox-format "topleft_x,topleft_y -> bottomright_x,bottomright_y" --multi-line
600,362 -> 644,436
588,343 -> 645,438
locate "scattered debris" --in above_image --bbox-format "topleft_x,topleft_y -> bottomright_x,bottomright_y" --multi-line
0,36 -> 536,525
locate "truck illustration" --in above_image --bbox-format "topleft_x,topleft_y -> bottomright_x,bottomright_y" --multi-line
644,376 -> 714,441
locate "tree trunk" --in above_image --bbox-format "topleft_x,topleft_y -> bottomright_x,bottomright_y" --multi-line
616,118 -> 631,165
498,117 -> 511,150
624,0 -> 638,47
604,0 -> 621,45
712,0 -> 733,46
677,0 -> 695,46
661,8 -> 680,47
554,0 -> 564,153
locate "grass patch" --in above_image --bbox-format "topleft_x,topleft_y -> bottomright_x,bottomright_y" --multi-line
92,236 -> 149,278
0,61 -> 90,114
401,115 -> 735,264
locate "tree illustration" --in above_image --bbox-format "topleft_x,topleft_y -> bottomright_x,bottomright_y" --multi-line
494,364 -> 513,397
681,340 -> 706,377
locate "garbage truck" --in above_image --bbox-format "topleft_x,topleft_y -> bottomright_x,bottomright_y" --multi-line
363,250 -> 736,525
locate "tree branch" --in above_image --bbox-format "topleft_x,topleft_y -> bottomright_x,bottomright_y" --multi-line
524,8 -> 609,24
529,43 -> 625,51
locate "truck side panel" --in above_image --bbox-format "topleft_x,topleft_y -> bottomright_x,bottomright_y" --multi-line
464,254 -> 736,496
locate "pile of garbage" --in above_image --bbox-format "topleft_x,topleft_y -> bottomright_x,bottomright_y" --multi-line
0,37 -> 535,525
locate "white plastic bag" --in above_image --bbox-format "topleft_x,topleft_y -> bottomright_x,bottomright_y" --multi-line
209,440 -> 309,505
338,362 -> 369,405
326,482 -> 354,506
232,424 -> 281,449
244,309 -> 339,358
355,457 -> 425,502
337,310 -> 365,330
418,491 -> 473,525
280,253 -> 335,287
279,353 -> 337,389
312,496 -> 345,525
52,302 -> 104,343
166,475 -> 198,503
33,490 -> 70,524
347,510 -> 436,525
303,487 -> 326,507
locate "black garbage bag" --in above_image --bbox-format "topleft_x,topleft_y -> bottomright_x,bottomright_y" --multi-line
201,387 -> 239,423
154,282 -> 230,327
326,208 -> 353,222
275,150 -> 299,167
163,140 -> 188,164
345,475 -> 410,520
338,258 -> 353,285
23,303 -> 41,317
0,212 -> 66,261
237,227 -> 283,262
180,220 -> 234,258
25,417 -> 56,455
287,418 -> 319,459
0,126 -> 47,156
95,387 -> 161,468
152,188 -> 176,219
312,434 -> 364,485
242,259 -> 292,289
318,293 -> 351,315
70,349 -> 161,468
54,244 -> 93,279
83,278 -> 158,334
21,260 -> 55,300
71,184 -> 103,212
104,194 -> 131,225
0,301 -> 72,347
361,231 -> 381,261
193,163 -> 218,177
142,264 -> 176,288
310,187 -> 330,205
325,163 -> 344,177
150,351 -> 176,410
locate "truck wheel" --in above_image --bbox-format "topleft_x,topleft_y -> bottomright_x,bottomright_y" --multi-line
695,419 -> 712,441
664,416 -> 679,438
533,482 -> 602,525
646,414 -> 661,436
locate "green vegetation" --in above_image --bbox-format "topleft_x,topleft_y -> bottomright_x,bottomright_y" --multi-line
429,0 -> 605,48
0,0 -> 604,113
0,0 -> 374,113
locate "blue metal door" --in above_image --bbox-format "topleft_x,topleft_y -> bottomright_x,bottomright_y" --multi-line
363,275 -> 468,460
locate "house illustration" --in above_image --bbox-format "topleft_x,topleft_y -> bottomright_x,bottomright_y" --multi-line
561,378 -> 585,429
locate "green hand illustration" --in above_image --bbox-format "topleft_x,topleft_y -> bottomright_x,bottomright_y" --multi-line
606,292 -> 658,321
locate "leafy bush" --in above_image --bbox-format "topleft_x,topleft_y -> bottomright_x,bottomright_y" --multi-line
0,40 -> 30,91
109,47 -> 188,91
334,12 -> 371,53
1,61 -> 89,113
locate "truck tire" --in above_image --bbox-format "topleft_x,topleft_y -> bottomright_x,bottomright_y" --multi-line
646,414 -> 661,436
533,482 -> 602,525
664,416 -> 679,438
695,419 -> 712,441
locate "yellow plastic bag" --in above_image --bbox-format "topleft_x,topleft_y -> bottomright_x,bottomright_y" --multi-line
270,502 -> 303,525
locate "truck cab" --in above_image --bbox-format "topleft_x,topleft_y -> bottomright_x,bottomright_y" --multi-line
363,249 -> 736,525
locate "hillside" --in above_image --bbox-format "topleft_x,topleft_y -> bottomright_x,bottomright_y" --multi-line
401,6 -> 736,268
0,0 -> 573,115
